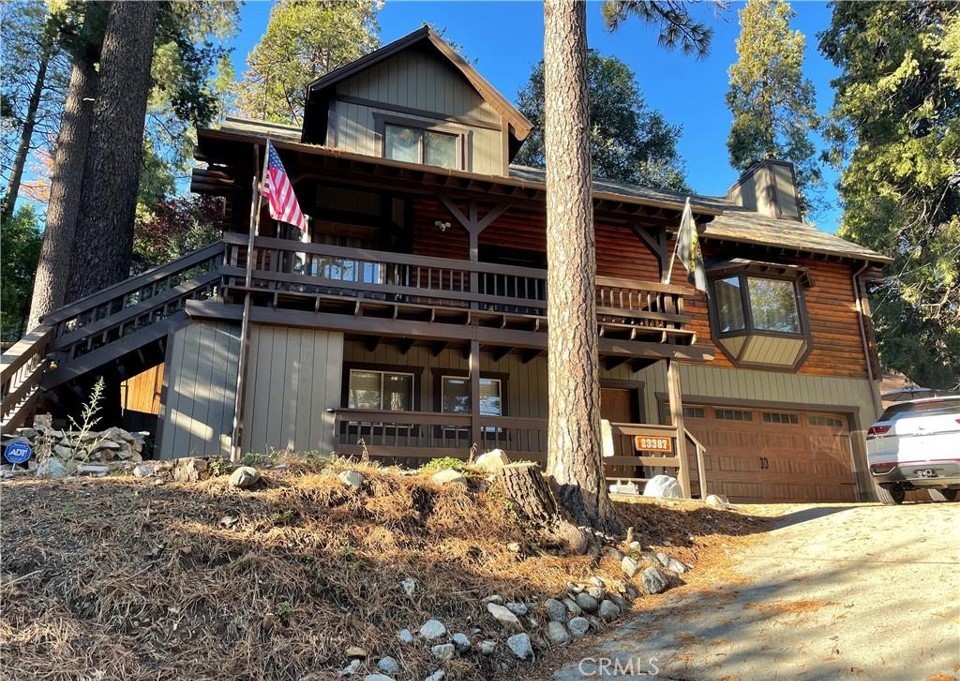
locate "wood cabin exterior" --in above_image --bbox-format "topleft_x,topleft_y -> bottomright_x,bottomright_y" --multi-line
1,27 -> 890,503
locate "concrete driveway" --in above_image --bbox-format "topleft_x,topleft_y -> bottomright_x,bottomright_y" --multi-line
555,502 -> 960,681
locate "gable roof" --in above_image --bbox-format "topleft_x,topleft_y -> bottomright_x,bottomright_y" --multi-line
306,26 -> 532,141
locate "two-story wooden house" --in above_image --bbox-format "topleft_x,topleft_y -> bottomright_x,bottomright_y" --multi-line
1,27 -> 890,503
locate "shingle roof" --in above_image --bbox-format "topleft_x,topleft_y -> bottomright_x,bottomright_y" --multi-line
510,165 -> 889,264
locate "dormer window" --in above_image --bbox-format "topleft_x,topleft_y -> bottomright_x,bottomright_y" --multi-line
707,260 -> 812,370
383,122 -> 461,170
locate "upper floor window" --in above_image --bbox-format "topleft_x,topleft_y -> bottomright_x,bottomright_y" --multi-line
384,124 -> 460,169
714,275 -> 802,336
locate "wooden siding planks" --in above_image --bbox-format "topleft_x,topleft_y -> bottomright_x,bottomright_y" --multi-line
243,325 -> 344,456
158,321 -> 240,459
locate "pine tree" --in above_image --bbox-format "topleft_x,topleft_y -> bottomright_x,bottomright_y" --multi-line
726,0 -> 821,217
515,51 -> 687,190
820,0 -> 960,390
237,0 -> 380,124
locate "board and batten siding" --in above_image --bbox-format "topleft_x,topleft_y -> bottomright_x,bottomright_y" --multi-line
242,325 -> 344,456
158,321 -> 240,460
342,340 -> 549,419
328,49 -> 504,175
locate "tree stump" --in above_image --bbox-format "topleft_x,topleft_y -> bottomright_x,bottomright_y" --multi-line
499,462 -> 590,554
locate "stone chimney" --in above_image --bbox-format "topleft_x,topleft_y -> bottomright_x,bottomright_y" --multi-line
726,159 -> 801,221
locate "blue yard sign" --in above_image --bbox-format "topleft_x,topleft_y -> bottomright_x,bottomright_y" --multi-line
5,439 -> 32,465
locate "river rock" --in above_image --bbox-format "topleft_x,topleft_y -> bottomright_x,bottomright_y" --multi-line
452,632 -> 471,653
641,566 -> 670,594
506,633 -> 533,659
377,657 -> 399,675
419,619 -> 447,640
36,457 -> 67,479
397,628 -> 414,644
486,602 -> 521,629
229,466 -> 260,489
656,551 -> 688,574
506,601 -> 528,616
475,449 -> 510,473
478,640 -> 497,655
568,617 -> 590,638
599,600 -> 621,622
643,474 -> 682,498
545,598 -> 567,622
338,470 -> 365,489
431,468 -> 467,487
563,597 -> 582,616
431,643 -> 455,661
546,621 -> 571,645
621,555 -> 640,577
575,592 -> 599,614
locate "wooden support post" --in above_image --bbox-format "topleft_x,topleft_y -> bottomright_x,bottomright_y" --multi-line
469,338 -> 481,453
667,358 -> 691,497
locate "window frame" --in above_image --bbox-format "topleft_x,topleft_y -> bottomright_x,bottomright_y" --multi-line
347,368 -> 416,412
710,272 -> 808,340
375,113 -> 467,171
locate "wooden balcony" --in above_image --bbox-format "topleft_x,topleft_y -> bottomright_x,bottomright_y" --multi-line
218,233 -> 698,353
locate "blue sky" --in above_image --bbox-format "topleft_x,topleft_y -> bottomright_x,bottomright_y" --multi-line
229,1 -> 842,230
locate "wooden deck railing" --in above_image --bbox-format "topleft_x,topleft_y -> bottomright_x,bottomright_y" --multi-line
332,409 -> 706,495
221,233 -> 690,339
43,242 -> 223,365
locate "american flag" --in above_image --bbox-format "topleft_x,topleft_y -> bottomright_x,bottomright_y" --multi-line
262,141 -> 308,238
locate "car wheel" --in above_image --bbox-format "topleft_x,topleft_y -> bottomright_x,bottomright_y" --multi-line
877,484 -> 905,505
928,488 -> 958,502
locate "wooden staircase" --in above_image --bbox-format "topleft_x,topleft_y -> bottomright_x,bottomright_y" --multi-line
1,242 -> 224,433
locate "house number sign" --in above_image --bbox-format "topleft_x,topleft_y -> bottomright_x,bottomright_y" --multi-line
635,436 -> 673,453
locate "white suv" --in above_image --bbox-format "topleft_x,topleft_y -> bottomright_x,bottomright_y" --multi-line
866,396 -> 960,504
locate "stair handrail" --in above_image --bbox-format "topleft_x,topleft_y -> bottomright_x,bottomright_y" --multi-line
42,241 -> 224,326
683,426 -> 708,497
1,324 -> 54,432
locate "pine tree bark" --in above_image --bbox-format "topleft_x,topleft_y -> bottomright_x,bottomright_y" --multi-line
27,22 -> 100,330
67,0 -> 158,302
542,0 -> 621,534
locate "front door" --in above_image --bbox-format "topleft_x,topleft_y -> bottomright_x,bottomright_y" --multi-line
601,387 -> 640,479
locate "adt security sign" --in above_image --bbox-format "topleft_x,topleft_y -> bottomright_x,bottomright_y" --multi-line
4,439 -> 32,465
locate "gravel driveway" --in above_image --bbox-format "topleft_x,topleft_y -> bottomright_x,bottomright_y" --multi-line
554,502 -> 960,681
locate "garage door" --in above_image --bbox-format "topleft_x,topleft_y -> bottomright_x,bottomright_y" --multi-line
683,405 -> 858,503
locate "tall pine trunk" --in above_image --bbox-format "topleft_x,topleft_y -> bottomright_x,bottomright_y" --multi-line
27,28 -> 99,330
68,0 -> 158,302
543,0 -> 620,533
4,42 -> 51,221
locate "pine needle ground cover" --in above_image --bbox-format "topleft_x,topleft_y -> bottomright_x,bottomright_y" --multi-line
0,460 -> 767,680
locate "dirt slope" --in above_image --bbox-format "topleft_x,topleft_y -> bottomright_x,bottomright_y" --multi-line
0,462 -> 766,681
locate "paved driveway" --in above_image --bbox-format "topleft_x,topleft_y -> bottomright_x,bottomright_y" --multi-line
555,502 -> 960,681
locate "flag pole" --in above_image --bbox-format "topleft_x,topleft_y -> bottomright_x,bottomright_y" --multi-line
231,139 -> 269,462
662,197 -> 689,285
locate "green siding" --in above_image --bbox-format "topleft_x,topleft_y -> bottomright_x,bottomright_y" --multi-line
158,321 -> 241,460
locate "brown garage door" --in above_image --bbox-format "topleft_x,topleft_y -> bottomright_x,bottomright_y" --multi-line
683,405 -> 858,503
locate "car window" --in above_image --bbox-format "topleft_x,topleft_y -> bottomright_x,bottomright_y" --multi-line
880,398 -> 960,420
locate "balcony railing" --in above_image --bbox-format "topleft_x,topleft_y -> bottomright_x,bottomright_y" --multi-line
331,409 -> 703,492
220,233 -> 693,344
